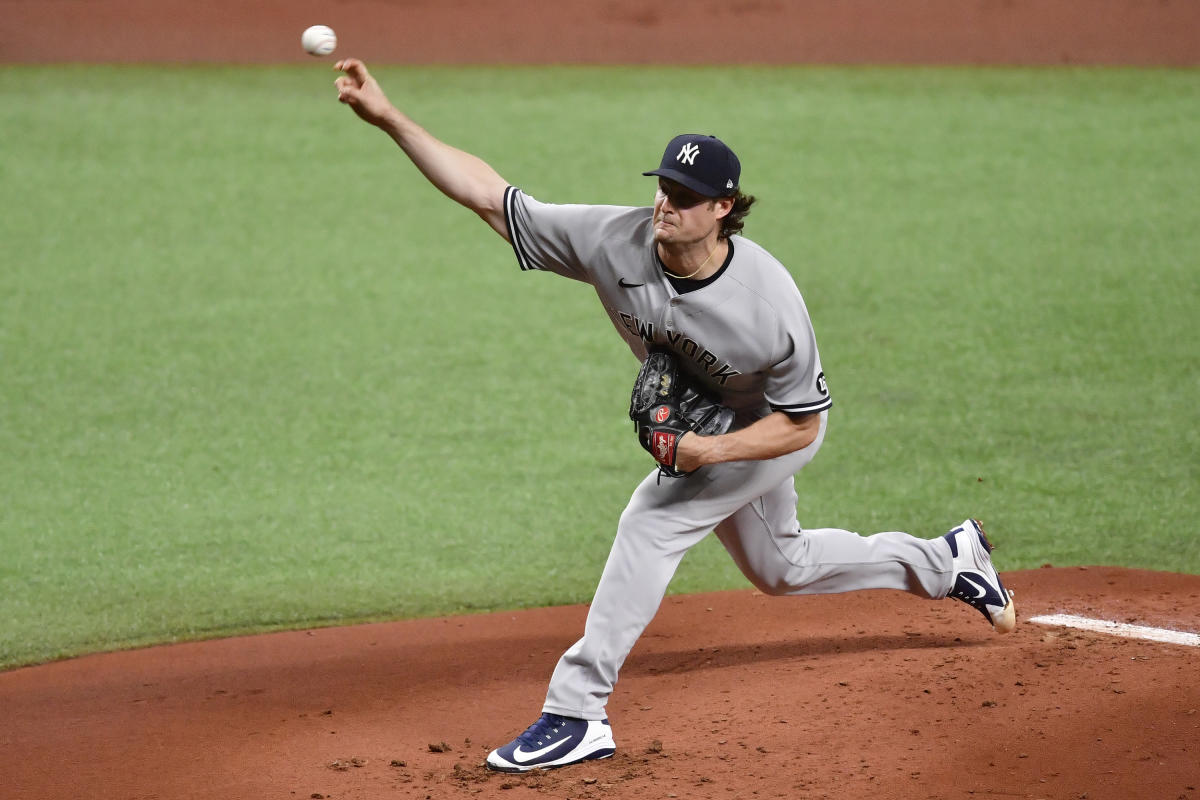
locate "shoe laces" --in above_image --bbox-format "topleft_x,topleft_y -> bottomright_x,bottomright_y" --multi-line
518,714 -> 566,746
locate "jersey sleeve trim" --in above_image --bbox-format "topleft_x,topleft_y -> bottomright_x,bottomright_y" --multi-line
503,186 -> 536,272
770,397 -> 833,415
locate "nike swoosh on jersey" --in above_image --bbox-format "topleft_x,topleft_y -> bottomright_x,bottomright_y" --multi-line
512,735 -> 575,764
618,278 -> 644,288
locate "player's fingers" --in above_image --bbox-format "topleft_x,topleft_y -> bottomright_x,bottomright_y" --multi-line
338,58 -> 369,84
334,76 -> 356,102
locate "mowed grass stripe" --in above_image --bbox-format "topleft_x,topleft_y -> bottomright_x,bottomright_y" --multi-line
0,65 -> 1196,668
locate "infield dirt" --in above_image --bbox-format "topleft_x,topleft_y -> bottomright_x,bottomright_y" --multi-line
4,568 -> 1200,799
4,2 -> 1198,799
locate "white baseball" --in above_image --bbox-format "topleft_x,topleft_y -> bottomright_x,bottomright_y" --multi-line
301,25 -> 337,57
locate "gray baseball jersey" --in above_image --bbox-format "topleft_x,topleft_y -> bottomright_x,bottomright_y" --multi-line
504,187 -> 832,426
502,186 -> 956,721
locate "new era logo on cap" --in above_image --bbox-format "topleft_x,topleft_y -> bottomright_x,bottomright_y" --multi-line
643,133 -> 740,198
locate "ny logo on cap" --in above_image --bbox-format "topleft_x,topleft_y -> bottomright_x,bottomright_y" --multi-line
676,142 -> 700,165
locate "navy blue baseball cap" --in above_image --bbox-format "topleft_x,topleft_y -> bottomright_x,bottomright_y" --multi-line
643,133 -> 741,198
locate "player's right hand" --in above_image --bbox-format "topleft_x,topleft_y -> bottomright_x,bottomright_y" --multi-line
334,58 -> 395,128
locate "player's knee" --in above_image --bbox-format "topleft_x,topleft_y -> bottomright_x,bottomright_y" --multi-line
742,552 -> 825,596
737,564 -> 797,596
751,576 -> 794,596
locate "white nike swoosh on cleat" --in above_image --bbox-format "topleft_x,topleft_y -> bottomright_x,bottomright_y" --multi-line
511,736 -> 574,764
960,575 -> 990,599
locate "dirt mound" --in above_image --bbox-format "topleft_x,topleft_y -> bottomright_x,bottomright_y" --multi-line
5,567 -> 1199,799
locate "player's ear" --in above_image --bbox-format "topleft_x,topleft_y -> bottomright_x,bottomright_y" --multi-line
712,196 -> 735,220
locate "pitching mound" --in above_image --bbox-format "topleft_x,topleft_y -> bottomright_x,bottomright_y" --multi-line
4,567 -> 1199,799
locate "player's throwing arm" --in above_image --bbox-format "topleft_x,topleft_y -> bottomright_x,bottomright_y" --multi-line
334,58 -> 509,237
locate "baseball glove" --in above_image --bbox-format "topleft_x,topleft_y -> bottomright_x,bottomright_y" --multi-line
629,348 -> 735,478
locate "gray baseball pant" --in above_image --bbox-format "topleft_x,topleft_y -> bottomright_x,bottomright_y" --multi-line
542,418 -> 956,720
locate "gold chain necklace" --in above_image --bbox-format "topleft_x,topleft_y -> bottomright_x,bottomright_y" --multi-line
662,241 -> 720,280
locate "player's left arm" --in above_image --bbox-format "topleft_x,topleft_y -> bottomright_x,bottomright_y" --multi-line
680,285 -> 831,472
674,410 -> 820,473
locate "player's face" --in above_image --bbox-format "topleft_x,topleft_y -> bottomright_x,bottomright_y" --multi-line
653,179 -> 724,245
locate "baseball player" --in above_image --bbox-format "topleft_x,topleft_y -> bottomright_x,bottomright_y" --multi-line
333,58 -> 1016,773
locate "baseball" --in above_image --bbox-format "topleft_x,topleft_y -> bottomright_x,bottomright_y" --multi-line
301,25 -> 337,57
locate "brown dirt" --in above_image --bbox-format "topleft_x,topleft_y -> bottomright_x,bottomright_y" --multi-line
4,568 -> 1200,800
2,0 -> 1198,65
5,4 -> 1199,799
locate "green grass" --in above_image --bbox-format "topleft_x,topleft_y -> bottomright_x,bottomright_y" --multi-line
0,65 -> 1196,669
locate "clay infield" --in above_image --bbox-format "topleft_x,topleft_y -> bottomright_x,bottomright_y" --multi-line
4,568 -> 1199,799
4,2 -> 1198,798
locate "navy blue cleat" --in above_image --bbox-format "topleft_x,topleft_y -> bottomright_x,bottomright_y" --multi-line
944,519 -> 1016,633
486,713 -> 616,773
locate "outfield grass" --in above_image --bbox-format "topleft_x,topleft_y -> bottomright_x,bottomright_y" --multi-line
0,65 -> 1196,669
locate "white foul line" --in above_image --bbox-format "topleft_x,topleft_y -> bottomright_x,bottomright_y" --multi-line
1029,614 -> 1200,647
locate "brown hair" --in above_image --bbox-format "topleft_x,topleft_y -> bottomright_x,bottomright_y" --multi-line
718,191 -> 756,239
